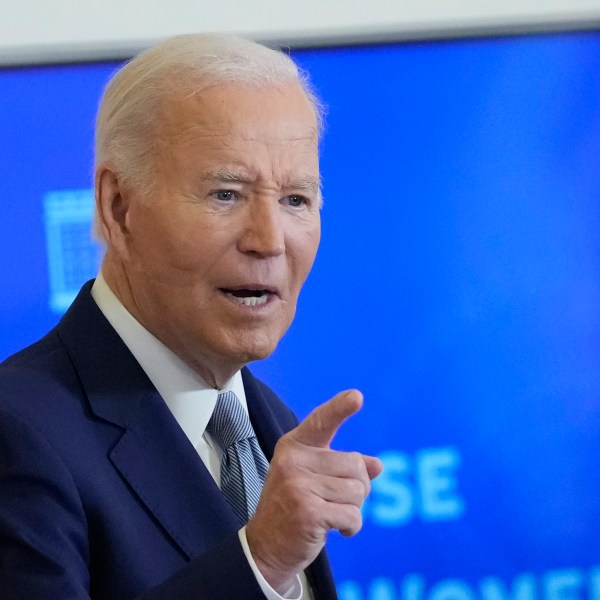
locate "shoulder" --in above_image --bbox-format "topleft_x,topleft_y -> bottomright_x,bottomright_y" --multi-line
0,281 -> 97,416
0,290 -> 122,464
0,328 -> 103,464
0,327 -> 80,414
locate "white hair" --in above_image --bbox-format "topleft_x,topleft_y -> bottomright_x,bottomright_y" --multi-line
95,33 -> 323,193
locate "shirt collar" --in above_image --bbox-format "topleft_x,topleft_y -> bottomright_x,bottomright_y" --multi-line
90,273 -> 248,449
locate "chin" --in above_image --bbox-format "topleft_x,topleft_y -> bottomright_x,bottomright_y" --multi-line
225,332 -> 281,366
201,316 -> 293,371
234,343 -> 277,365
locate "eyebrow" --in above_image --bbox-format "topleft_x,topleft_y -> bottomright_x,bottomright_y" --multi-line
203,168 -> 322,198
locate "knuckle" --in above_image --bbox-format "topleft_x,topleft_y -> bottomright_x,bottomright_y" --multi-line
274,434 -> 292,453
362,477 -> 371,497
271,439 -> 300,472
352,452 -> 368,474
338,505 -> 363,537
348,505 -> 363,531
345,451 -> 364,472
349,478 -> 367,500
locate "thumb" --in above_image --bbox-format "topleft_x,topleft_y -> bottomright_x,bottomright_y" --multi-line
291,389 -> 363,448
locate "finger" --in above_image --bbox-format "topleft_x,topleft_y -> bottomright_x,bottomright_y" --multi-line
304,452 -> 382,498
291,389 -> 363,448
363,454 -> 384,480
312,473 -> 370,506
324,503 -> 363,538
271,447 -> 374,502
292,447 -> 367,478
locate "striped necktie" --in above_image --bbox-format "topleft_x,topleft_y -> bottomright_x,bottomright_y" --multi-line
206,390 -> 269,522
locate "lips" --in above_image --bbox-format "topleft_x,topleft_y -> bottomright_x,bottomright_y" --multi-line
219,286 -> 279,307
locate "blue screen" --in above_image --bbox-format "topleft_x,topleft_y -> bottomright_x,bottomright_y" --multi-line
1,31 -> 600,599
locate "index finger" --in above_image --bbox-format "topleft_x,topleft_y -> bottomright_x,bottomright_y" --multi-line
290,389 -> 363,448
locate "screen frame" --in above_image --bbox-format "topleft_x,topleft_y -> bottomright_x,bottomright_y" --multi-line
1,18 -> 599,67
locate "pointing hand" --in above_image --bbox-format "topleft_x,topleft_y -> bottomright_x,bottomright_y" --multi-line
246,390 -> 384,593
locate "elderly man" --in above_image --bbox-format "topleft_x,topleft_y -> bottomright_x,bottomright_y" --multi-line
0,34 -> 382,599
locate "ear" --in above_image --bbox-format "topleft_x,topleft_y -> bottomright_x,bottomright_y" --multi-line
95,162 -> 131,258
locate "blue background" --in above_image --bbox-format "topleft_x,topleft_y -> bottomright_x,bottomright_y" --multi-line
1,31 -> 600,596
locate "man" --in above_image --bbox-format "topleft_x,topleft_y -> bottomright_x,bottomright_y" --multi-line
0,34 -> 382,599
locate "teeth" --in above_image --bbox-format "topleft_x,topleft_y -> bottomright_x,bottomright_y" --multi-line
227,293 -> 269,306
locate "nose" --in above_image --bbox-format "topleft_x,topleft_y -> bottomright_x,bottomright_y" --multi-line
237,198 -> 285,258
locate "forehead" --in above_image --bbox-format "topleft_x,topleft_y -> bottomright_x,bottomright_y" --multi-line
157,81 -> 318,152
150,81 -> 320,190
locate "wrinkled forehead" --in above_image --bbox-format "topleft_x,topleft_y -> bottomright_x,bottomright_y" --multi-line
156,80 -> 319,146
146,81 -> 320,192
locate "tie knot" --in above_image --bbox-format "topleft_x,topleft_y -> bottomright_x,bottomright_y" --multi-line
206,391 -> 254,450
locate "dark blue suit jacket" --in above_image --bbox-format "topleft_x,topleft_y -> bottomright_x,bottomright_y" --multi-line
0,282 -> 337,599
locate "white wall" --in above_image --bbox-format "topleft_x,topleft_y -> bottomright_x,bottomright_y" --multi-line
2,0 -> 600,64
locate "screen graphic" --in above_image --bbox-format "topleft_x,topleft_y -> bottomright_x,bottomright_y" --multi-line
1,32 -> 599,598
44,188 -> 101,312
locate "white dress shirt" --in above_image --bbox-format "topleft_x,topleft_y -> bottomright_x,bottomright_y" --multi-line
91,274 -> 312,600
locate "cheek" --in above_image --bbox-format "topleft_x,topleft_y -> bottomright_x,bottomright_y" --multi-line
290,222 -> 321,285
129,210 -> 215,275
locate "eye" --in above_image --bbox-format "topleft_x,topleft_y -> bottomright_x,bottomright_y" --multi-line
211,190 -> 239,202
282,194 -> 309,208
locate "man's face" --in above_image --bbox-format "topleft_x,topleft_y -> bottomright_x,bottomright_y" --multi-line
112,81 -> 321,385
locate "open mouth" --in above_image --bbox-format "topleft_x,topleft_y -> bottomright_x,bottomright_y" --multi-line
220,288 -> 274,307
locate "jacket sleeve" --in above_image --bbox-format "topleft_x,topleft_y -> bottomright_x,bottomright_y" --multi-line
136,534 -> 267,599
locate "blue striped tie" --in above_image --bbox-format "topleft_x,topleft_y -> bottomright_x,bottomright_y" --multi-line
206,391 -> 269,522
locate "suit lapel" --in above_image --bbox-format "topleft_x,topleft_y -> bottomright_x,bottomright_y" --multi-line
59,283 -> 338,596
242,369 -> 288,461
58,282 -> 242,560
108,388 -> 241,559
